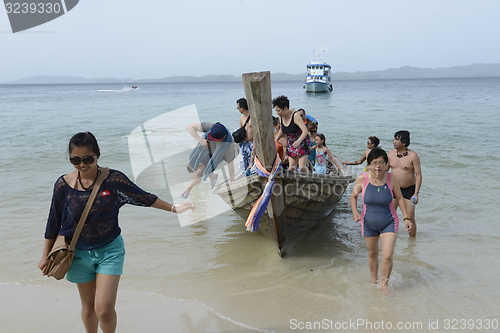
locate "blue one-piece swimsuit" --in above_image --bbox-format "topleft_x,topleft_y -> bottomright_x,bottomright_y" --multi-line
360,173 -> 399,237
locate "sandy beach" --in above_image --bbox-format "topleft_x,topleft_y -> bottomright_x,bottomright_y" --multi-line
0,284 -> 250,333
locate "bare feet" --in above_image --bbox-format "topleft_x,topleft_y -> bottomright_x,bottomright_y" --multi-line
380,278 -> 393,296
380,284 -> 393,296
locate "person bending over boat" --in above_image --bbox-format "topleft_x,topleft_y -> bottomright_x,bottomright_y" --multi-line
350,147 -> 412,296
386,130 -> 422,237
236,98 -> 255,175
38,132 -> 195,333
273,95 -> 310,172
181,122 -> 235,198
343,136 -> 379,168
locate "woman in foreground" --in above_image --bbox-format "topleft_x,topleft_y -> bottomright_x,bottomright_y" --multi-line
38,132 -> 195,333
350,147 -> 412,296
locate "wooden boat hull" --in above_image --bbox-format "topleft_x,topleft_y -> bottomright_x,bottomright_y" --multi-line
226,71 -> 354,256
214,168 -> 355,256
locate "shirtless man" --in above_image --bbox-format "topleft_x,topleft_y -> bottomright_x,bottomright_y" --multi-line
236,98 -> 254,173
343,136 -> 379,167
386,130 -> 422,237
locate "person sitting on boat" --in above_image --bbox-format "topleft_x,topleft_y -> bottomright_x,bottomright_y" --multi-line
307,122 -> 318,171
350,147 -> 412,296
180,122 -> 235,198
236,98 -> 255,176
297,108 -> 318,128
343,136 -> 380,169
273,95 -> 310,173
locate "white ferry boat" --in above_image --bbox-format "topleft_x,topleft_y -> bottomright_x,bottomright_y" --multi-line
304,60 -> 333,93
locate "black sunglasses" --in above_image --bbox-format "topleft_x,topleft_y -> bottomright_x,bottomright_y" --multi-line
69,155 -> 96,165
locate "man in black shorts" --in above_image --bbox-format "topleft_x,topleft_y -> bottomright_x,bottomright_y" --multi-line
387,130 -> 422,237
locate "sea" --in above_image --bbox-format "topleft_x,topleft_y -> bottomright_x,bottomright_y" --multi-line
1,77 -> 500,332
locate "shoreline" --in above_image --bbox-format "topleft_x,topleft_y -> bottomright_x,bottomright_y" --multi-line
0,283 -> 252,333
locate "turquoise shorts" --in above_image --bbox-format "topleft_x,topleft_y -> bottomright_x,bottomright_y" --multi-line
66,235 -> 125,284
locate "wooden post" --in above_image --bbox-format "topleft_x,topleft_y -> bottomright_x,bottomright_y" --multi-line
242,72 -> 275,171
242,71 -> 287,255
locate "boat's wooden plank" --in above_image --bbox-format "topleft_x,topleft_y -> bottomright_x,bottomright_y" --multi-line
242,71 -> 287,252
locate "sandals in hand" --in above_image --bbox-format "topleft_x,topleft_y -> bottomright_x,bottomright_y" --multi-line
180,191 -> 190,199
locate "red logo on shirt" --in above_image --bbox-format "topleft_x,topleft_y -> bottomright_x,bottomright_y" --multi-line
101,190 -> 110,197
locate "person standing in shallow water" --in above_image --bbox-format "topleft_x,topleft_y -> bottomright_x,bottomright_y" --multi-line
38,132 -> 195,333
343,136 -> 380,169
386,130 -> 422,237
351,147 -> 412,296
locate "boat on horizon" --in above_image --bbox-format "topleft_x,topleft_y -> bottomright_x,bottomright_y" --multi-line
304,59 -> 333,93
213,71 -> 354,256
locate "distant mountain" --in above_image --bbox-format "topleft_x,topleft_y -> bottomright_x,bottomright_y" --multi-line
333,63 -> 500,80
2,75 -> 135,84
3,63 -> 500,84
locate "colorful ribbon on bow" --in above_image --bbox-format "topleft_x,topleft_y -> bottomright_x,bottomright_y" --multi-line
245,154 -> 282,232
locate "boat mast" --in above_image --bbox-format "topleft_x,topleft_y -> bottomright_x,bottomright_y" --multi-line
242,71 -> 287,255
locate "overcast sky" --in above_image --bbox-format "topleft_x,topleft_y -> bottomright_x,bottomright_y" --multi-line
1,0 -> 500,82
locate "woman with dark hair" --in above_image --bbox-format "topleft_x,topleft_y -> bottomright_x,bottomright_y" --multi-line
350,147 -> 412,296
272,95 -> 310,172
38,132 -> 195,333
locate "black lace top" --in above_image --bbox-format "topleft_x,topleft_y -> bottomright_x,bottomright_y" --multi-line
44,169 -> 158,250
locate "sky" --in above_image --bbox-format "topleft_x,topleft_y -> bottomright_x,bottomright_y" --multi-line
1,0 -> 500,82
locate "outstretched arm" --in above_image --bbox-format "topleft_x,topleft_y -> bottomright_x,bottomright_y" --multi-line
343,150 -> 368,165
325,147 -> 340,169
151,198 -> 195,214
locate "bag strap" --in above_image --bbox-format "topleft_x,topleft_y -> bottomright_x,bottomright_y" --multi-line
68,167 -> 110,251
243,115 -> 250,126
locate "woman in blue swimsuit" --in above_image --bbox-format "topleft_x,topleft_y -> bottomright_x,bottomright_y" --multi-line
350,147 -> 412,296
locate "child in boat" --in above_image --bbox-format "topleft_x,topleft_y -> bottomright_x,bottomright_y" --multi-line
307,122 -> 317,172
311,133 -> 340,174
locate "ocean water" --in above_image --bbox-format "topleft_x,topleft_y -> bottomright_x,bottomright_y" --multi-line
1,77 -> 500,332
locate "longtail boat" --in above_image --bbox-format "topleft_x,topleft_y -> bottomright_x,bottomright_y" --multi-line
213,71 -> 355,256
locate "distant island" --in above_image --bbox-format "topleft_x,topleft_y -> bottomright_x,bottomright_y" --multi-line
3,63 -> 500,84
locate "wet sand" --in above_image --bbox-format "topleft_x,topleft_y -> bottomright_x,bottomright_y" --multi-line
0,284 -> 250,332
